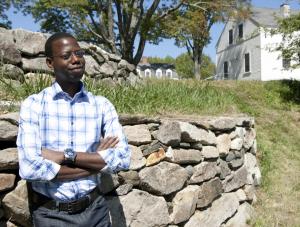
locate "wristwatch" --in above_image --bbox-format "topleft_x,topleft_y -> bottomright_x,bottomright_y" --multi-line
64,148 -> 77,164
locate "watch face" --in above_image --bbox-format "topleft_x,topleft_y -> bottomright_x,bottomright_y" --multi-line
64,148 -> 76,162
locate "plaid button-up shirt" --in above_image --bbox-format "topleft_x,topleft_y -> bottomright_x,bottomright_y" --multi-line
17,82 -> 130,202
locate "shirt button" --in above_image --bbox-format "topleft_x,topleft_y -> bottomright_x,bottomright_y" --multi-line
71,141 -> 74,145
71,121 -> 74,125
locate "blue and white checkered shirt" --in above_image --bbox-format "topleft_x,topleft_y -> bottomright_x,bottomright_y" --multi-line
17,82 -> 130,202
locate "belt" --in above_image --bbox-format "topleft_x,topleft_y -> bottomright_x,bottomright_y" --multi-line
31,188 -> 101,214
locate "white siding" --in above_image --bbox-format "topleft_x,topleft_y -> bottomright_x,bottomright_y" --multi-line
260,31 -> 300,81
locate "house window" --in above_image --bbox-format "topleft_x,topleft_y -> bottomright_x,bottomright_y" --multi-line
282,58 -> 291,69
156,69 -> 162,78
229,29 -> 233,44
145,69 -> 151,77
244,53 -> 250,73
166,69 -> 172,78
238,24 -> 243,38
224,61 -> 229,79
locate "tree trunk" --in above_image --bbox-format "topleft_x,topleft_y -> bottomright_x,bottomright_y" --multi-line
194,58 -> 201,80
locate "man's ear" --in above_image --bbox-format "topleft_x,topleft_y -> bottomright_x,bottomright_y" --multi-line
46,57 -> 54,69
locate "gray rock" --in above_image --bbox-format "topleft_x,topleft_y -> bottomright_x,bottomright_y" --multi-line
185,193 -> 239,227
0,220 -> 19,227
123,124 -> 152,146
142,140 -> 165,157
179,121 -> 217,145
243,185 -> 256,202
98,62 -> 115,76
190,142 -> 202,150
179,142 -> 191,149
118,170 -> 140,186
1,64 -> 24,82
107,189 -> 170,227
12,29 -> 46,55
235,189 -> 247,202
22,57 -> 52,73
147,123 -> 160,131
126,72 -> 140,86
0,174 -> 16,192
0,112 -> 19,125
217,134 -> 231,156
244,153 -> 258,184
166,148 -> 202,164
185,165 -> 195,176
202,146 -> 219,159
118,59 -> 136,72
139,161 -> 189,195
119,114 -> 160,126
231,138 -> 244,150
84,55 -> 101,75
243,128 -> 256,150
229,157 -> 244,169
116,183 -> 133,196
2,180 -> 31,227
197,177 -> 223,208
250,139 -> 257,155
157,121 -> 181,147
98,173 -> 120,194
231,127 -> 245,140
0,120 -> 18,141
225,202 -> 254,227
129,145 -> 146,170
0,43 -> 22,65
190,161 -> 220,184
226,151 -> 235,162
223,166 -> 248,192
170,185 -> 199,224
0,148 -> 18,170
218,159 -> 231,180
208,117 -> 237,131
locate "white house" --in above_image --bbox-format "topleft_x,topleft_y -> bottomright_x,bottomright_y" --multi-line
137,57 -> 179,79
216,4 -> 300,81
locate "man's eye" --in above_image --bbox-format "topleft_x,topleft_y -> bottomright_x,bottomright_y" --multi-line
62,54 -> 71,60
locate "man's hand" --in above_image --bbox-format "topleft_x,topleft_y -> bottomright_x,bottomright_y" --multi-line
42,148 -> 64,164
97,136 -> 119,151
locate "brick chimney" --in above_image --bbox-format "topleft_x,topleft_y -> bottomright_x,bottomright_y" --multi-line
280,3 -> 290,18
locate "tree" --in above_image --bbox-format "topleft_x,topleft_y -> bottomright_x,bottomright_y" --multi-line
0,1 -> 13,28
175,53 -> 215,79
163,0 -> 250,79
14,0 -> 185,65
272,12 -> 300,69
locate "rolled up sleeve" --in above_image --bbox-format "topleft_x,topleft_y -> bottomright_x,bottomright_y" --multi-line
98,99 -> 131,172
17,97 -> 60,181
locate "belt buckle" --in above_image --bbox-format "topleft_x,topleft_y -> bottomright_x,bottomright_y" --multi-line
67,201 -> 77,214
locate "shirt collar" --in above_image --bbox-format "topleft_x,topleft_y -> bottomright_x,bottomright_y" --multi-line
51,81 -> 89,101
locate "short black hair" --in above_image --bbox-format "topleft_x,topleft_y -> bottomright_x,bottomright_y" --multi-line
45,32 -> 76,57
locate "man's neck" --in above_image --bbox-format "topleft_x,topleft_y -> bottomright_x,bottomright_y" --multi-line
56,80 -> 81,98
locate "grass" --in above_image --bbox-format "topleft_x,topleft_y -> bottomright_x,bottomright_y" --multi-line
0,75 -> 300,226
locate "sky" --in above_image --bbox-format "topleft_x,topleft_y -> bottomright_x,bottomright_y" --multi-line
5,0 -> 300,62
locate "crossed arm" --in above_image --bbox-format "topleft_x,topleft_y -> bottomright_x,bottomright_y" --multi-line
42,137 -> 119,181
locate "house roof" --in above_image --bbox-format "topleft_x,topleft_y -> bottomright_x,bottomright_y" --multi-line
250,6 -> 300,28
138,63 -> 176,71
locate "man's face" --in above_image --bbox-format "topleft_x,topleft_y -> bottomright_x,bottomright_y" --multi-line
46,37 -> 85,84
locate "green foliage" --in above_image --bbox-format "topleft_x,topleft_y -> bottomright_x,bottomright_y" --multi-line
0,0 -> 12,28
273,12 -> 300,69
148,55 -> 175,64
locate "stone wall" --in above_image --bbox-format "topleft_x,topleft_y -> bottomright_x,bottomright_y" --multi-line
0,28 -> 140,86
0,112 -> 261,227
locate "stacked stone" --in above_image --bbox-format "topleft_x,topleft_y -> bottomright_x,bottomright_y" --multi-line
0,28 -> 140,86
0,113 -> 261,227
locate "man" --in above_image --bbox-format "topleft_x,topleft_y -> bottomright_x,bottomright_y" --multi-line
17,32 -> 131,227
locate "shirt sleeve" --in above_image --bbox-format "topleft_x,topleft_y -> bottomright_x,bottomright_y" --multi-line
17,97 -> 61,181
97,99 -> 131,172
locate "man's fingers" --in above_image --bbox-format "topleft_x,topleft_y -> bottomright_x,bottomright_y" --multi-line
98,136 -> 119,150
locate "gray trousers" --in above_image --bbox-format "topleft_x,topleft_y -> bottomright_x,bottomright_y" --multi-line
32,195 -> 111,227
